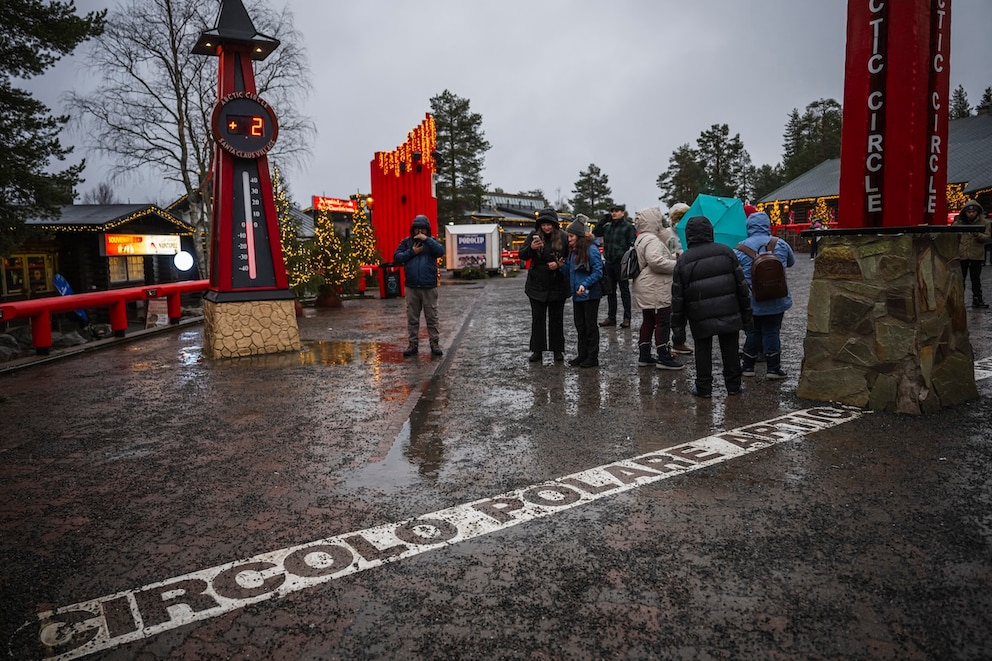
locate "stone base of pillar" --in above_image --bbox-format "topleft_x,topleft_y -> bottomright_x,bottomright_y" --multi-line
797,233 -> 978,414
203,298 -> 301,359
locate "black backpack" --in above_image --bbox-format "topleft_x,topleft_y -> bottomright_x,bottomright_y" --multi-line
736,237 -> 788,301
619,244 -> 641,281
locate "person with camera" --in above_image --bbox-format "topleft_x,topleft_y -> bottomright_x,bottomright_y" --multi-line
592,204 -> 636,328
394,214 -> 445,357
518,207 -> 571,363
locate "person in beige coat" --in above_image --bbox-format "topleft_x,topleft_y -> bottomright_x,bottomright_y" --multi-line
631,207 -> 684,369
952,199 -> 991,308
665,203 -> 693,354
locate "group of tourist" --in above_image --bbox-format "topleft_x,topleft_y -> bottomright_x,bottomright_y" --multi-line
516,204 -> 797,398
390,198 -> 991,398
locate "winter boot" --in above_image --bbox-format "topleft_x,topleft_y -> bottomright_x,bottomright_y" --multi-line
402,344 -> 419,358
655,345 -> 685,370
741,352 -> 757,377
637,343 -> 657,367
765,352 -> 787,380
973,297 -> 989,309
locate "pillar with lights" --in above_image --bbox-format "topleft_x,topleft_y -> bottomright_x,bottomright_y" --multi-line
192,0 -> 300,358
370,115 -> 439,266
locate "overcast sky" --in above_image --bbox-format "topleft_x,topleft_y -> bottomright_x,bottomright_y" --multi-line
28,0 -> 992,212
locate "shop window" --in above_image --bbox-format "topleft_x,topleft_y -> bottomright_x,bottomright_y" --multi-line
108,255 -> 146,285
3,256 -> 26,296
2,254 -> 54,296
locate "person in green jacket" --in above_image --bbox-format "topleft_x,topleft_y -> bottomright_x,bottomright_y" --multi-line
592,204 -> 636,328
952,199 -> 991,308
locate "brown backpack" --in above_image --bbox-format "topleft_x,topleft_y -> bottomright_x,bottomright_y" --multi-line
736,237 -> 788,301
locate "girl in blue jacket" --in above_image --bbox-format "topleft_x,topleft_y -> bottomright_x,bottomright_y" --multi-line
565,216 -> 604,368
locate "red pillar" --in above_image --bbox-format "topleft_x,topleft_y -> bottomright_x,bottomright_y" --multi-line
370,114 -> 438,262
837,0 -> 951,228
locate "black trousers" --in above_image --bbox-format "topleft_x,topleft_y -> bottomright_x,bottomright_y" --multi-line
693,332 -> 742,395
961,260 -> 985,302
528,297 -> 566,352
602,261 -> 632,321
572,299 -> 601,360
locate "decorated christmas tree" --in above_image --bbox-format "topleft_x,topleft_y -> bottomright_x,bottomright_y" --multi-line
312,209 -> 358,288
273,164 -> 314,296
813,197 -> 830,225
349,197 -> 380,266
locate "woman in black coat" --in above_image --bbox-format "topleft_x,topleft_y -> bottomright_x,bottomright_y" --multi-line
518,207 -> 571,363
671,215 -> 753,398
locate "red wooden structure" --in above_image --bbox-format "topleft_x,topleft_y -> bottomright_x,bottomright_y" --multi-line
838,0 -> 951,228
369,115 -> 439,263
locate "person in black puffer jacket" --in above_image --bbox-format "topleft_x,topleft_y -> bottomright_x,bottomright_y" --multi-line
671,215 -> 753,398
518,207 -> 571,363
394,214 -> 445,357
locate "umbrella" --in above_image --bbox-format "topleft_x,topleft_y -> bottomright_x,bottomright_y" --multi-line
675,194 -> 748,249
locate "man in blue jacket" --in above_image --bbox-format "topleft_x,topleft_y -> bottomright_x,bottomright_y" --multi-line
733,211 -> 796,379
394,214 -> 445,357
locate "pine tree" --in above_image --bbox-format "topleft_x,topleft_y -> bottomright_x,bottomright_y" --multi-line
696,124 -> 749,198
273,164 -> 313,296
949,85 -> 971,119
1,1 -> 105,256
753,163 -> 787,201
431,90 -> 491,224
978,86 -> 992,112
312,209 -> 358,288
656,145 -> 706,207
570,164 -> 616,217
781,99 -> 842,181
349,199 -> 380,266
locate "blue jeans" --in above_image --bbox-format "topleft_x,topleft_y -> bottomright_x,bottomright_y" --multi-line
742,312 -> 784,369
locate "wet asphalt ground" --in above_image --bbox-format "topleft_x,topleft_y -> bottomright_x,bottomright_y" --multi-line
2,256 -> 992,660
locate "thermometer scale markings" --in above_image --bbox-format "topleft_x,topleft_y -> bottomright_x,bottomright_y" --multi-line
241,170 -> 258,279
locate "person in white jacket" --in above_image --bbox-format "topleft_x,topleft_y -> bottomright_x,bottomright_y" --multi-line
631,207 -> 684,370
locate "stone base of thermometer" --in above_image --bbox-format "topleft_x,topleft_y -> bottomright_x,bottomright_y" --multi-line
202,298 -> 301,359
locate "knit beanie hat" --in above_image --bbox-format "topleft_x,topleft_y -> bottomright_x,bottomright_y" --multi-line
743,204 -> 758,218
567,215 -> 588,236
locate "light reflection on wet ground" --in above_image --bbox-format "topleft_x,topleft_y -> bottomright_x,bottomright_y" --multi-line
4,257 -> 992,659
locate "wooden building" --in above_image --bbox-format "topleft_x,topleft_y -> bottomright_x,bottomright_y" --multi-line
2,204 -> 199,314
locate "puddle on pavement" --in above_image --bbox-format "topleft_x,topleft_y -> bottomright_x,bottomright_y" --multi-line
342,420 -> 427,491
192,341 -> 400,368
343,374 -> 451,491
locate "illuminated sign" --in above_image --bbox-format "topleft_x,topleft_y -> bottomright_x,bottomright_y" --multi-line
211,92 -> 278,159
103,234 -> 182,256
226,115 -> 264,137
312,196 -> 357,214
